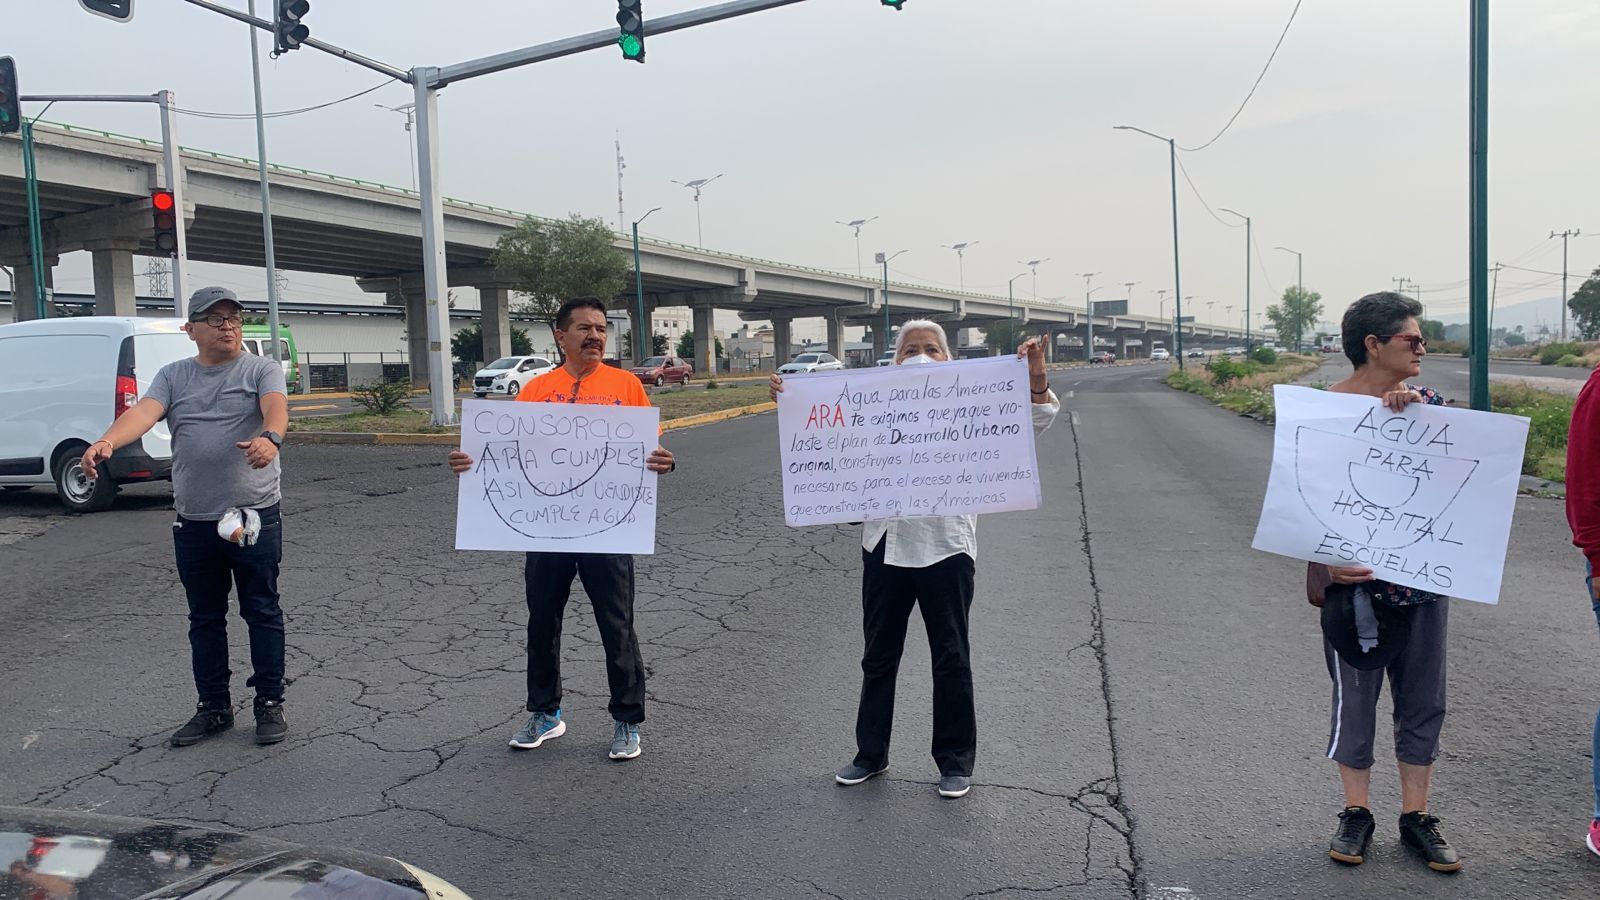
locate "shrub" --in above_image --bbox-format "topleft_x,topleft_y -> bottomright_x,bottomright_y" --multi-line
353,380 -> 412,415
1250,346 -> 1278,365
1206,357 -> 1253,387
1539,342 -> 1583,366
1491,383 -> 1576,478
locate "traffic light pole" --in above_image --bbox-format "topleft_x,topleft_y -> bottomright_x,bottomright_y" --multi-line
247,0 -> 282,362
18,92 -> 187,317
20,121 -> 45,319
1468,0 -> 1490,411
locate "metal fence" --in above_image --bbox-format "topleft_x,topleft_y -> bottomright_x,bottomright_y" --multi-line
302,352 -> 412,393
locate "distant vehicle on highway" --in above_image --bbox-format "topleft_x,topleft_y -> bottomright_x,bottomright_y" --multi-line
1321,343 -> 1337,353
631,355 -> 693,387
1088,351 -> 1116,364
0,805 -> 471,898
1223,346 -> 1247,357
241,323 -> 300,394
472,355 -> 555,398
0,316 -> 190,512
1186,348 -> 1207,359
1150,348 -> 1172,361
779,352 -> 845,374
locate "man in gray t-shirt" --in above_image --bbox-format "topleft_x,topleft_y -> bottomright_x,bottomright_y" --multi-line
83,286 -> 292,749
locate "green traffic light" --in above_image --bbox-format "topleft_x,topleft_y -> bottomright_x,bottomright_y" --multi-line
619,33 -> 643,59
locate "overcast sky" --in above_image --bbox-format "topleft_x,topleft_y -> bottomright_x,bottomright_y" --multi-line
19,0 -> 1600,340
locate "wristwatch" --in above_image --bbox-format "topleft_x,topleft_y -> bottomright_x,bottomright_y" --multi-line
260,431 -> 283,448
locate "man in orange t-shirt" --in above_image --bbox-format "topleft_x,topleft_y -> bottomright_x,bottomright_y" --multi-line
448,297 -> 674,762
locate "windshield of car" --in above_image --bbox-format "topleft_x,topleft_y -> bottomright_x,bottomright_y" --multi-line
641,357 -> 666,367
485,358 -> 518,370
794,354 -> 818,363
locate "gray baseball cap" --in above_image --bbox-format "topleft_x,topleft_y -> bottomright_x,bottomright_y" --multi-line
188,286 -> 241,317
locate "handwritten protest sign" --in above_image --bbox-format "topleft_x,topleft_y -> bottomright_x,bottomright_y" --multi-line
776,356 -> 1042,527
455,399 -> 659,554
1251,385 -> 1529,604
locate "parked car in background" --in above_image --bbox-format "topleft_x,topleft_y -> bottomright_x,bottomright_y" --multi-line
876,353 -> 896,367
1150,348 -> 1172,361
1223,346 -> 1247,356
240,323 -> 300,394
472,355 -> 554,398
1321,343 -> 1337,353
778,352 -> 845,374
1088,351 -> 1116,364
0,316 -> 191,512
0,805 -> 472,899
631,355 -> 693,387
1186,348 -> 1208,359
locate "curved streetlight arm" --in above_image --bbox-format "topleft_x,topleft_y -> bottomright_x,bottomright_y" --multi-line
1113,124 -> 1172,143
636,206 -> 663,227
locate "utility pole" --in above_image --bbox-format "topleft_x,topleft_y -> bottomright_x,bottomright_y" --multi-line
616,133 -> 626,234
1219,208 -> 1252,350
247,0 -> 281,363
1079,271 -> 1100,362
1554,228 -> 1580,341
837,217 -> 878,277
1468,0 -> 1489,410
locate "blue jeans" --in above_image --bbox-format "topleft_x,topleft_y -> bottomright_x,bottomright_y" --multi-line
173,504 -> 285,708
1590,561 -> 1599,819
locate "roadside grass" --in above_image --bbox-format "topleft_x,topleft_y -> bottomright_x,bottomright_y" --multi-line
289,383 -> 774,434
1163,355 -> 1323,423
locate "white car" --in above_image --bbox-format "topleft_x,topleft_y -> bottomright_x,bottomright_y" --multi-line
1150,348 -> 1171,361
778,352 -> 845,374
0,316 -> 192,512
472,355 -> 554,397
876,353 -> 896,367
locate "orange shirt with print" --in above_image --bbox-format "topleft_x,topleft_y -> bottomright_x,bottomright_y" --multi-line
515,363 -> 651,409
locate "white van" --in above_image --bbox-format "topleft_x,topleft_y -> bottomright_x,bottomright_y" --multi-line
0,316 -> 194,511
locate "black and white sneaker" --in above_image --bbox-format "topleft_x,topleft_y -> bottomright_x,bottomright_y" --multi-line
170,705 -> 234,748
937,775 -> 971,799
835,762 -> 888,785
254,699 -> 288,745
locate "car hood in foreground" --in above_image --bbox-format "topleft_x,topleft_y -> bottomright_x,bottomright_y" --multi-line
0,805 -> 470,899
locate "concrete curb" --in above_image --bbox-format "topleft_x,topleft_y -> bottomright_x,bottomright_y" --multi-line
285,401 -> 778,447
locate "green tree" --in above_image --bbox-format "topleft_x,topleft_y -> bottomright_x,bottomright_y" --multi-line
1419,319 -> 1445,341
1570,267 -> 1600,341
982,321 -> 1032,353
490,213 -> 630,351
1503,332 -> 1526,347
452,321 -> 533,368
621,331 -> 671,358
676,331 -> 723,361
1265,286 -> 1323,350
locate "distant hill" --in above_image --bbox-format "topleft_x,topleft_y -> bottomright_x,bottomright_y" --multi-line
1434,295 -> 1571,337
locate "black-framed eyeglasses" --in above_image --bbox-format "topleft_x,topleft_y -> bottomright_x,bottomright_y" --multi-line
190,314 -> 244,329
1377,333 -> 1427,350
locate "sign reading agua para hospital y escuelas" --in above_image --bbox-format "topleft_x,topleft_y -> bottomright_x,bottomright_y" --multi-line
776,356 -> 1042,527
455,399 -> 660,554
1251,385 -> 1529,604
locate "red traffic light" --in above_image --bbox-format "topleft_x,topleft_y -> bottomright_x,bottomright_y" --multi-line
151,190 -> 175,212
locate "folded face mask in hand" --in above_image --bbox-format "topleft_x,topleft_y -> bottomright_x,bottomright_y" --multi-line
217,507 -> 261,546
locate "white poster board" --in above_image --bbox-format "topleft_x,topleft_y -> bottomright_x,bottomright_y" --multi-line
776,356 -> 1043,527
1251,385 -> 1529,604
455,399 -> 659,554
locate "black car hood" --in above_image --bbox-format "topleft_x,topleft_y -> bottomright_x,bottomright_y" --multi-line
0,805 -> 468,899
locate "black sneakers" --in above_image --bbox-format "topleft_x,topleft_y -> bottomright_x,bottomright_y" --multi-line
169,705 -> 234,748
1328,806 -> 1375,865
1399,811 -> 1462,872
254,699 -> 288,745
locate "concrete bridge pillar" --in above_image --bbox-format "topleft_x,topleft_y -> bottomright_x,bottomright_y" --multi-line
1118,333 -> 1137,359
9,256 -> 57,322
88,242 -> 139,317
395,289 -> 429,388
825,314 -> 844,362
477,285 -> 513,365
772,318 -> 793,367
692,306 -> 715,377
868,324 -> 886,361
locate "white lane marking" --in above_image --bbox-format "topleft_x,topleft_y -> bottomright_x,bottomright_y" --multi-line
1151,889 -> 1197,900
1070,410 -> 1081,426
1066,390 -> 1076,399
21,733 -> 38,750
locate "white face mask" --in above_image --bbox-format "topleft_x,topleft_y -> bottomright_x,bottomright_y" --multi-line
899,353 -> 935,366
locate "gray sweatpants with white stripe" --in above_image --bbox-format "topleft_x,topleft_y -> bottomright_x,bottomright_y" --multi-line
1324,597 -> 1449,769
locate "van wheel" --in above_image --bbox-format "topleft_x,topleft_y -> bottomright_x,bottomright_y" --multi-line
54,447 -> 116,513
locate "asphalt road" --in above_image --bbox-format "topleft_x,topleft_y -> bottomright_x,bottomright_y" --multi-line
287,378 -> 767,419
1297,353 -> 1593,400
0,361 -> 1592,899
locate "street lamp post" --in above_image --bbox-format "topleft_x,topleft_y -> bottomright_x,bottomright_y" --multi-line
1020,258 -> 1050,303
877,248 -> 909,355
1276,245 -> 1303,350
1115,124 -> 1185,368
631,206 -> 662,364
375,102 -> 418,191
1080,271 -> 1101,362
1218,207 -> 1252,351
672,174 -> 723,248
1008,271 -> 1028,348
837,217 -> 878,276
942,241 -> 979,291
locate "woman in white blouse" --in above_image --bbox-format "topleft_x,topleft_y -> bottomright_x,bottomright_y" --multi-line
770,319 -> 1060,798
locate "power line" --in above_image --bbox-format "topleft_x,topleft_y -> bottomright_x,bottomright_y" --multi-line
1174,155 -> 1244,229
1179,0 -> 1305,153
175,78 -> 397,120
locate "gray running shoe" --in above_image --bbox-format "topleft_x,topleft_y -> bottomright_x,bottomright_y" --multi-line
609,720 -> 641,760
938,775 -> 971,798
835,762 -> 888,785
509,710 -> 565,749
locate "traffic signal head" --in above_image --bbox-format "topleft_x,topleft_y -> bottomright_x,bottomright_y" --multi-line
152,189 -> 178,255
881,0 -> 906,8
0,57 -> 18,136
275,0 -> 310,55
616,0 -> 645,63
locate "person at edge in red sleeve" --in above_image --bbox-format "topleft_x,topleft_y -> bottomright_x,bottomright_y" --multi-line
447,297 -> 674,763
1566,360 -> 1600,855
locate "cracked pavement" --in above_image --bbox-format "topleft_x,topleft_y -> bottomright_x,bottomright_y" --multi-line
0,410 -> 1130,899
